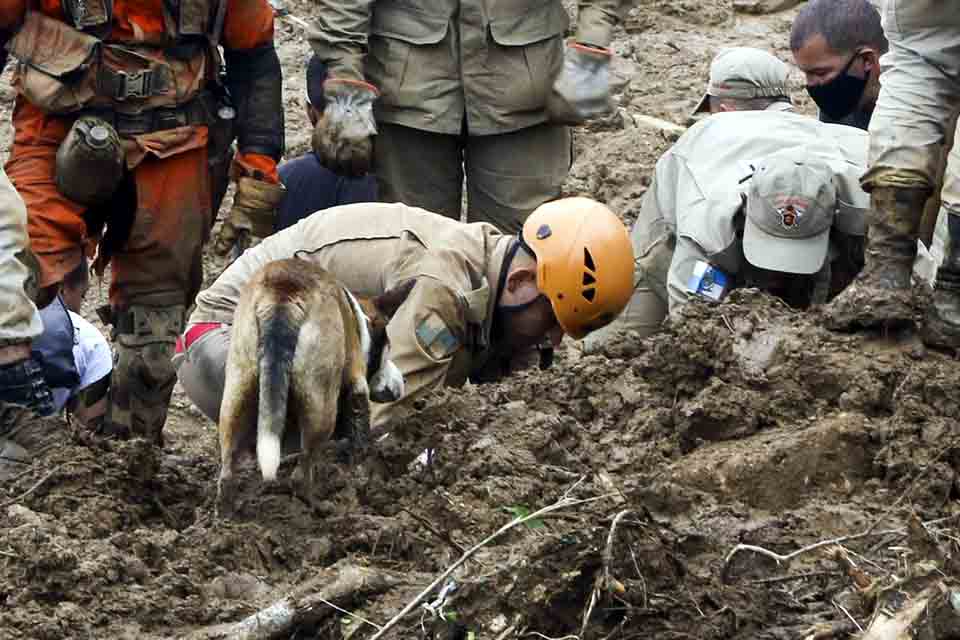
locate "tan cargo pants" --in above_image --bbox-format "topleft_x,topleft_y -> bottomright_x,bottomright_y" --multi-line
375,122 -> 571,233
0,166 -> 43,343
863,0 -> 960,223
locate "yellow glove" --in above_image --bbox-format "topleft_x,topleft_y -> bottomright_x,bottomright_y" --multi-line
213,177 -> 286,257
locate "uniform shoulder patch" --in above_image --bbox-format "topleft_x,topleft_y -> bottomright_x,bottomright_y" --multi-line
415,311 -> 461,360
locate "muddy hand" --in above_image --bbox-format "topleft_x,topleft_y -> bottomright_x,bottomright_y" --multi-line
311,79 -> 378,177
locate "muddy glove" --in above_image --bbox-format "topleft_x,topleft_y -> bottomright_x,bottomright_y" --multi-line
546,43 -> 614,125
213,177 -> 286,257
312,79 -> 379,177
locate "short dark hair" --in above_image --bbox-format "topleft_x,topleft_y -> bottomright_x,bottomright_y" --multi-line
790,0 -> 888,55
306,55 -> 329,107
63,255 -> 88,291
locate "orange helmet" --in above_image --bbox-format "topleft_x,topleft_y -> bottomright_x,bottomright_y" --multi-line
522,197 -> 635,340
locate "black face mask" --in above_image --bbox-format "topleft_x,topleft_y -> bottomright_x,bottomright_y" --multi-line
806,52 -> 868,120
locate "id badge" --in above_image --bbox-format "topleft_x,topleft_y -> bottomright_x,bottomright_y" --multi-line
686,260 -> 730,302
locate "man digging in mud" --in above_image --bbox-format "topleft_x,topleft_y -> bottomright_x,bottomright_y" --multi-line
690,47 -> 795,117
176,198 -> 635,432
824,1 -> 960,351
585,106 -> 872,349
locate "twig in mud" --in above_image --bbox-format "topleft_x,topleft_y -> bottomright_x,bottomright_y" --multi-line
582,509 -> 634,636
367,493 -> 618,640
522,632 -> 580,640
747,571 -> 841,585
314,596 -> 382,631
722,528 -> 905,580
1,463 -> 69,509
400,507 -> 467,554
602,510 -> 633,591
493,625 -> 517,640
579,587 -> 599,639
720,314 -> 735,334
0,549 -> 18,558
831,599 -> 863,633
560,475 -> 588,502
864,442 -> 956,536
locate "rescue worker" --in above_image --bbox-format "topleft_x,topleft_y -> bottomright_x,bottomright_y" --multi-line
584,109 -> 871,349
691,47 -> 794,116
0,164 -> 52,416
825,1 -> 960,349
790,0 -> 886,131
306,0 -> 627,232
175,198 -> 635,429
0,0 -> 285,444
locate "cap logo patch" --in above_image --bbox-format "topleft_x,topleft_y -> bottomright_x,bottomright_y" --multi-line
778,204 -> 803,228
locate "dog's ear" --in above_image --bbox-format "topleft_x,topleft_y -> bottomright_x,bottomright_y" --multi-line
372,279 -> 416,319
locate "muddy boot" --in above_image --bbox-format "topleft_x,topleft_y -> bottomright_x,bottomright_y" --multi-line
923,214 -> 960,349
103,305 -> 184,446
0,403 -> 61,482
825,187 -> 928,330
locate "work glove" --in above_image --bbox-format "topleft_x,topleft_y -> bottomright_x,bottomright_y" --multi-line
213,176 -> 286,257
546,42 -> 614,125
312,79 -> 379,177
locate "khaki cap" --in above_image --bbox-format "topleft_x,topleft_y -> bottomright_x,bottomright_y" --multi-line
693,47 -> 791,113
742,153 -> 837,275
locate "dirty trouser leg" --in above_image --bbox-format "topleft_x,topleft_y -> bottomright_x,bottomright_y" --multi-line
827,0 -> 960,330
465,123 -> 571,233
105,147 -> 213,444
176,326 -> 231,424
924,118 -> 960,347
374,123 -> 463,220
0,163 -> 53,417
0,164 -> 43,345
5,99 -> 86,302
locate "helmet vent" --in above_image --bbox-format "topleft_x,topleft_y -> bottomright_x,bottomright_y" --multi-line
582,248 -> 598,303
583,248 -> 596,271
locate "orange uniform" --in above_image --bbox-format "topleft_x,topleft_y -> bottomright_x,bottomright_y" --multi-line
0,0 -> 279,308
0,0 -> 284,440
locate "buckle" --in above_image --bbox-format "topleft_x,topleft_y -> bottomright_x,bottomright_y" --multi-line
113,70 -> 152,101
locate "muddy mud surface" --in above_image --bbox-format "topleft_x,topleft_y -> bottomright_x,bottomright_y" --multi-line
2,1 -> 959,639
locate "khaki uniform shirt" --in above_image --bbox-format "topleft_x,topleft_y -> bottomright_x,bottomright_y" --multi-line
307,0 -> 626,135
633,110 -> 871,313
191,202 -> 513,426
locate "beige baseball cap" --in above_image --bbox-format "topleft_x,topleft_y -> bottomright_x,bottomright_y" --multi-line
693,47 -> 791,114
742,154 -> 838,275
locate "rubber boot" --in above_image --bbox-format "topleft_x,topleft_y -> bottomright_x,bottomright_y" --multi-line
103,304 -> 184,446
923,213 -> 960,349
0,402 -> 60,482
825,187 -> 928,330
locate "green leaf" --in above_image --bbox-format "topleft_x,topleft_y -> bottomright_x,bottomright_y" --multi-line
502,505 -> 544,529
444,611 -> 459,622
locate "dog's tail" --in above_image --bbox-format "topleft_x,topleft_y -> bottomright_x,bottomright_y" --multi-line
257,305 -> 299,482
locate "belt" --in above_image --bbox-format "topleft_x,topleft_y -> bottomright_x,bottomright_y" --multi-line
82,91 -> 218,137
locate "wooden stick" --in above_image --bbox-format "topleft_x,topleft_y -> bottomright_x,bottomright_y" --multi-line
187,563 -> 399,640
723,528 -> 905,580
367,494 -> 617,640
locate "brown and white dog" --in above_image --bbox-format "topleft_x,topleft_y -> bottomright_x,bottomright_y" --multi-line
216,258 -> 413,515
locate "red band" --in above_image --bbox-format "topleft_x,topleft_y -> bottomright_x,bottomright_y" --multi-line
175,322 -> 222,354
